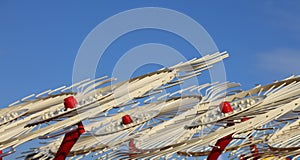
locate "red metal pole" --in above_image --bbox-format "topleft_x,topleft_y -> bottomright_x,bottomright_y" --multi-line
54,96 -> 85,160
129,139 -> 138,158
242,117 -> 260,160
122,115 -> 137,159
249,137 -> 259,160
207,101 -> 234,160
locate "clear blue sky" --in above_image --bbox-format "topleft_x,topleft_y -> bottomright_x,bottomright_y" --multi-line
0,1 -> 300,159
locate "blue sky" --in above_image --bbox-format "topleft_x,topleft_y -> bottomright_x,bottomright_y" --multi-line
0,1 -> 300,159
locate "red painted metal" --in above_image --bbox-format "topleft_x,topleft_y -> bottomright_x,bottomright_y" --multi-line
63,96 -> 77,109
0,150 -> 2,160
129,139 -> 138,152
241,117 -> 249,122
54,96 -> 85,160
250,143 -> 259,159
129,139 -> 138,158
207,134 -> 233,160
127,116 -> 137,158
242,117 -> 260,160
207,101 -> 234,160
122,114 -> 133,125
219,101 -> 233,113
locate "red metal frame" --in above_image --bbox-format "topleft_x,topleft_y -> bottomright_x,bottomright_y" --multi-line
54,96 -> 85,160
207,101 -> 234,160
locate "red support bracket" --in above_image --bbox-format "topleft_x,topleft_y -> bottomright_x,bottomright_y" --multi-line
242,117 -> 260,160
54,96 -> 85,160
207,101 -> 234,160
